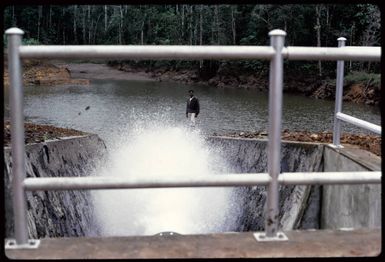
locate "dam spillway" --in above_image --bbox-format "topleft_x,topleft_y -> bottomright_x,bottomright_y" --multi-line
4,127 -> 380,240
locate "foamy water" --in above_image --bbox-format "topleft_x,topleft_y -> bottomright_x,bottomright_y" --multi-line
91,122 -> 241,236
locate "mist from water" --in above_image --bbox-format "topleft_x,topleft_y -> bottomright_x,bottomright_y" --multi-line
91,119 -> 242,236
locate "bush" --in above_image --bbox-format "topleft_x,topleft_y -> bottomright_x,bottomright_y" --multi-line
22,38 -> 40,45
345,71 -> 381,86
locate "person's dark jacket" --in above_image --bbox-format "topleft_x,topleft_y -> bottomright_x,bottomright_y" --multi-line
186,96 -> 200,116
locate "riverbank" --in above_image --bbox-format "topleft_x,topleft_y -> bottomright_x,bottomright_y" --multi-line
3,120 -> 87,146
109,62 -> 381,106
61,62 -> 157,81
3,59 -> 89,87
4,60 -> 380,107
215,130 -> 381,156
4,121 -> 380,156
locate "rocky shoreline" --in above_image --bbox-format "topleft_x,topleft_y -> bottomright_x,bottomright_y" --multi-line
4,121 -> 381,156
214,130 -> 381,156
4,60 -> 380,107
3,121 -> 87,147
110,63 -> 381,107
4,60 -> 89,87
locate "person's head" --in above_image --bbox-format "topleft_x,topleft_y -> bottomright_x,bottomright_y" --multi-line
188,89 -> 194,97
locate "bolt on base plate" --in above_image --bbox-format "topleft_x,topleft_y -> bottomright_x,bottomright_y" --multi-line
5,239 -> 41,249
254,232 -> 288,242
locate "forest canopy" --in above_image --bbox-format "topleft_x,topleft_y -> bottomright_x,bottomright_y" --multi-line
4,4 -> 381,76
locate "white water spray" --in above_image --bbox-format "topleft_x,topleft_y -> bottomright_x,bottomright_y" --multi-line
91,121 -> 241,236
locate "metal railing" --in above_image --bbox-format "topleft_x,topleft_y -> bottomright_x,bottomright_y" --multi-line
5,27 -> 381,248
331,38 -> 381,147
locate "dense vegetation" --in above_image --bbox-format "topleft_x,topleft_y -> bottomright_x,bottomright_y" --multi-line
4,4 -> 381,78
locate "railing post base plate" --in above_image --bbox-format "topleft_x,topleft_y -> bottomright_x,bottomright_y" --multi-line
254,231 -> 288,242
5,239 -> 40,249
328,144 -> 344,149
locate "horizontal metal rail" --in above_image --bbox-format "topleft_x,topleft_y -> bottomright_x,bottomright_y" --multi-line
19,45 -> 275,60
18,45 -> 381,61
336,112 -> 381,134
23,171 -> 381,191
284,46 -> 381,61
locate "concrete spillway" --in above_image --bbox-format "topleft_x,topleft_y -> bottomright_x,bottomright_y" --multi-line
4,135 -> 107,238
207,136 -> 324,231
3,131 -> 381,239
207,136 -> 381,230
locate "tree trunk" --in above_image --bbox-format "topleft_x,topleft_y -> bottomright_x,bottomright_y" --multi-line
37,6 -> 42,42
315,5 -> 322,77
325,6 -> 329,45
61,7 -> 65,45
211,7 -> 214,44
73,5 -> 78,44
104,5 -> 107,32
189,5 -> 193,45
199,5 -> 203,68
12,6 -> 15,26
119,5 -> 123,44
93,13 -> 102,44
49,6 -> 52,29
81,6 -> 85,44
140,17 -> 145,45
88,5 -> 91,44
349,22 -> 355,71
231,5 -> 236,45
181,5 -> 185,42
215,6 -> 219,44
199,5 -> 203,45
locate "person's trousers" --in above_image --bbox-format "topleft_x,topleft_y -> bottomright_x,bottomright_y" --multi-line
188,113 -> 196,126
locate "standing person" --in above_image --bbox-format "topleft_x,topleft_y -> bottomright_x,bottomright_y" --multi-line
186,89 -> 200,126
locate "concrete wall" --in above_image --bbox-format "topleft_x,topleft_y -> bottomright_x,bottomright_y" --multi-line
4,134 -> 107,239
321,146 -> 381,229
207,137 -> 324,231
207,136 -> 381,231
4,134 -> 379,240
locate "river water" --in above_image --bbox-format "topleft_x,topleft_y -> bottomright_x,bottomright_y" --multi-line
3,67 -> 381,236
4,77 -> 381,148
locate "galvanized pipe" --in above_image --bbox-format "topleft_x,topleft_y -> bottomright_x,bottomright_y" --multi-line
337,112 -> 381,134
280,171 -> 381,185
22,171 -> 381,191
19,45 -> 275,60
19,45 -> 381,62
284,46 -> 381,61
266,29 -> 286,238
6,28 -> 29,245
332,37 -> 347,147
23,173 -> 271,191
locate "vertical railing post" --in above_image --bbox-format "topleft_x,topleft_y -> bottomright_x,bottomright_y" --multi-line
6,27 -> 29,246
332,37 -> 347,147
264,29 -> 287,239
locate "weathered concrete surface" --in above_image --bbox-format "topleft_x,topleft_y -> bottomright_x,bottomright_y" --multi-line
321,145 -> 381,229
5,229 -> 381,259
207,137 -> 324,231
3,133 -> 380,250
4,135 -> 107,239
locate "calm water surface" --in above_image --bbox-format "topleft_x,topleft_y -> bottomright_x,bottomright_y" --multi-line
4,79 -> 381,147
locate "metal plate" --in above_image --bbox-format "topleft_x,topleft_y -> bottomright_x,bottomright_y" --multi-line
5,239 -> 41,249
328,143 -> 344,149
254,232 -> 288,242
